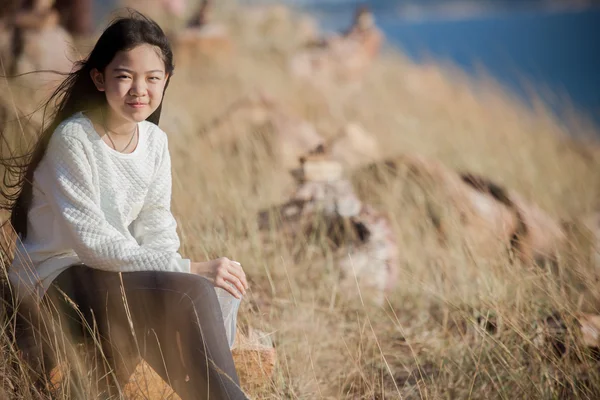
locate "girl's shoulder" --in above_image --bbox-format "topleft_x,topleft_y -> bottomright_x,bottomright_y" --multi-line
45,112 -> 94,154
53,112 -> 93,142
140,119 -> 167,142
139,120 -> 171,152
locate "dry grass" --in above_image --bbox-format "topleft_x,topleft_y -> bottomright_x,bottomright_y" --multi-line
1,2 -> 600,399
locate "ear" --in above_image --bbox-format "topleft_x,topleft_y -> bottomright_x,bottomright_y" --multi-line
90,68 -> 105,91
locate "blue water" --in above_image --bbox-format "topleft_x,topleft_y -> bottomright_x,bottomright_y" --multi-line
299,1 -> 600,126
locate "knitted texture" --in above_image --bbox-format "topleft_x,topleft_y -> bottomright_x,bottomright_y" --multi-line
10,112 -> 190,299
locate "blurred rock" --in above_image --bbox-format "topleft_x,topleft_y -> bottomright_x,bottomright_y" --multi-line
53,0 -> 93,36
246,6 -> 315,48
202,93 -> 381,171
337,204 -> 399,297
342,6 -> 385,60
578,313 -> 600,349
200,91 -> 326,169
271,115 -> 325,171
248,4 -> 291,26
326,122 -> 381,170
289,6 -> 384,83
295,14 -> 320,45
174,23 -> 233,61
122,361 -> 177,400
231,4 -> 319,51
160,0 -> 187,18
357,155 -> 518,258
0,0 -> 74,96
173,0 -> 233,63
231,327 -> 277,390
355,154 -> 565,264
259,157 -> 399,303
534,312 -> 600,361
1,0 -> 89,39
457,173 -> 521,256
461,175 -> 566,265
507,190 -> 566,265
533,312 -> 572,359
582,212 -> 600,268
0,1 -> 20,21
11,24 -> 73,75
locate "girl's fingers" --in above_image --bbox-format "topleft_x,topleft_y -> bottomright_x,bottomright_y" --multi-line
224,272 -> 246,297
217,277 -> 242,299
229,261 -> 249,290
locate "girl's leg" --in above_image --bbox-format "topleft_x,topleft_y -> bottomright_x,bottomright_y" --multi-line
13,282 -> 91,397
50,265 -> 248,400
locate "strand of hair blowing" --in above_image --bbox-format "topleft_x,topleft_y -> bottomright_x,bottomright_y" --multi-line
3,11 -> 174,241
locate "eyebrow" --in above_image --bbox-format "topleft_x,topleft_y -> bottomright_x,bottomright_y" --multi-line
113,68 -> 164,74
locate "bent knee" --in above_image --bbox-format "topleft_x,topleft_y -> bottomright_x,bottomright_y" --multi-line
163,273 -> 219,309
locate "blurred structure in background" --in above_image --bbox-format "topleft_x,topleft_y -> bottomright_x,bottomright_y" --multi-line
54,0 -> 93,36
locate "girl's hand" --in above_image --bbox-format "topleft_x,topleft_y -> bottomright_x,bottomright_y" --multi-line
191,257 -> 248,299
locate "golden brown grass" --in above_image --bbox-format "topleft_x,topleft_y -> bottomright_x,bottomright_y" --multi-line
2,3 -> 600,399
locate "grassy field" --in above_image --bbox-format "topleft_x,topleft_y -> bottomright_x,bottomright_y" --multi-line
2,3 -> 600,399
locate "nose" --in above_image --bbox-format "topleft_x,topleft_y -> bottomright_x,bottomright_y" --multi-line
129,78 -> 147,97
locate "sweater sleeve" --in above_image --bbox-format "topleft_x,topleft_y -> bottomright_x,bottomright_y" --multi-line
38,132 -> 190,273
130,134 -> 190,271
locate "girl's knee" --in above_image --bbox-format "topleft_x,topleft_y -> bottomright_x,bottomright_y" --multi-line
188,273 -> 214,292
167,273 -> 220,309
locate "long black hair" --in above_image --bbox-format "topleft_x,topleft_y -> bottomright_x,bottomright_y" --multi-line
6,11 -> 175,240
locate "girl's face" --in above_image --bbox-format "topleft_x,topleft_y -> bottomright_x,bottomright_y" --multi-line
91,44 -> 169,124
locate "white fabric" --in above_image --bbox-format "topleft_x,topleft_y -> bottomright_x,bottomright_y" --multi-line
215,287 -> 242,349
9,112 -> 191,300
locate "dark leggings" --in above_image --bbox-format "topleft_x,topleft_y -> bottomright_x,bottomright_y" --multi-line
17,265 -> 248,400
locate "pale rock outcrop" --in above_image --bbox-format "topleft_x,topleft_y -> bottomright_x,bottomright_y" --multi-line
354,154 -> 565,264
323,122 -> 382,171
259,157 -> 399,304
200,92 -> 326,170
0,0 -> 74,98
173,0 -> 234,63
290,6 -> 384,83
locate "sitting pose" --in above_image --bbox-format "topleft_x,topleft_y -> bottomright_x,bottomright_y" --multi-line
8,12 -> 249,399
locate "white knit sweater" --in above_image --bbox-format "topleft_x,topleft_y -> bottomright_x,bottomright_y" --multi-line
9,112 -> 191,299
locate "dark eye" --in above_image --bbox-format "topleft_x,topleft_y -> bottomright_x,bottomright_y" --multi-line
117,75 -> 130,79
149,76 -> 161,81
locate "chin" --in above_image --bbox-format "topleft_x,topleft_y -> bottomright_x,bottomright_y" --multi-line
133,113 -> 151,122
124,109 -> 154,123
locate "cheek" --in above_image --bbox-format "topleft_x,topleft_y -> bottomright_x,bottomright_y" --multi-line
105,80 -> 129,99
149,84 -> 166,102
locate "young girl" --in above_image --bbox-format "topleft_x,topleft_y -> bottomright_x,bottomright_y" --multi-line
7,12 -> 249,399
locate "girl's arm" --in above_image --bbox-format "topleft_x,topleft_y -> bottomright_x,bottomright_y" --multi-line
38,132 -> 190,273
130,136 -> 184,253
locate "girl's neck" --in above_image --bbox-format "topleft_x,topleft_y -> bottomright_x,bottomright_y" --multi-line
94,108 -> 137,136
